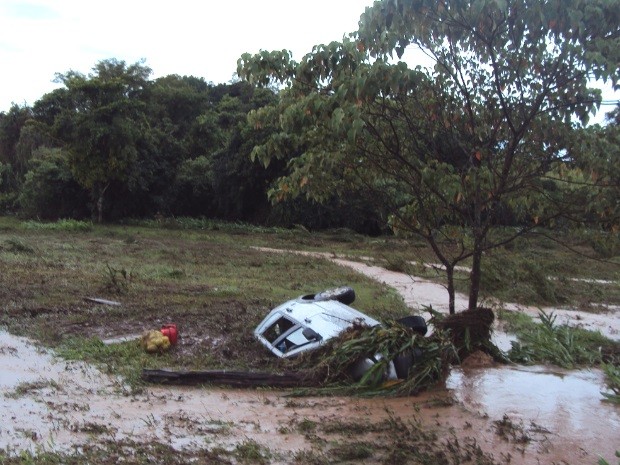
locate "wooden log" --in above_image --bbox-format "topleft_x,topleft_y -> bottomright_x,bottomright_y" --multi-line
142,369 -> 314,388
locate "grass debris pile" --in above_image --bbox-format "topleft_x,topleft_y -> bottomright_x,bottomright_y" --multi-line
295,321 -> 457,395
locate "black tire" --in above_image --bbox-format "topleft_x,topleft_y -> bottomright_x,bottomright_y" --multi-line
397,315 -> 428,336
313,286 -> 356,305
393,348 -> 423,379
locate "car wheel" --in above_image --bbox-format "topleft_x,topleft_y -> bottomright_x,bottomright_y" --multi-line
313,286 -> 356,305
393,347 -> 423,379
397,315 -> 428,336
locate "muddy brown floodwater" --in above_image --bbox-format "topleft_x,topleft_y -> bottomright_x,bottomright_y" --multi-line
1,248 -> 619,464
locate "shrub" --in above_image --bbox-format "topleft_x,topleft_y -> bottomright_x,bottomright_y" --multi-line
17,149 -> 89,220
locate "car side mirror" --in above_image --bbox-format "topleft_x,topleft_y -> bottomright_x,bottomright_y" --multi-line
302,328 -> 322,341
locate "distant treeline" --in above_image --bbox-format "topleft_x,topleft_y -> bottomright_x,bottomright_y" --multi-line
0,59 -> 384,233
1,59 -> 617,235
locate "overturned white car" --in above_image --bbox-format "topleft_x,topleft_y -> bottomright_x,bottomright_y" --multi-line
254,287 -> 427,380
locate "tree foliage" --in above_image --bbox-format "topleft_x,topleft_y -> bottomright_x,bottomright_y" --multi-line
0,60 -> 296,225
18,148 -> 89,220
237,0 -> 620,313
49,59 -> 152,222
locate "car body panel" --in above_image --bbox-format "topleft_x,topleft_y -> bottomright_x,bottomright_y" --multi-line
254,296 -> 381,358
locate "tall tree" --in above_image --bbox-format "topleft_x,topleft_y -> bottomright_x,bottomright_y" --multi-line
238,0 -> 619,313
52,59 -> 152,222
0,104 -> 33,185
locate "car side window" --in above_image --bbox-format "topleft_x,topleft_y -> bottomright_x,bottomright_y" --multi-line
285,327 -> 310,347
276,327 -> 310,354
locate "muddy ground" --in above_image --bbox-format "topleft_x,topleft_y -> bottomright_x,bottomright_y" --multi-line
2,243 -> 619,464
4,327 -> 618,465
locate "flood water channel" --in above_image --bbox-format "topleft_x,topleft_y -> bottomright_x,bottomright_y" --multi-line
1,248 -> 619,464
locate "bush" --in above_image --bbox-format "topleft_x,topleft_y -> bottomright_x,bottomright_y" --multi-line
481,246 -> 559,305
17,149 -> 89,220
22,219 -> 92,232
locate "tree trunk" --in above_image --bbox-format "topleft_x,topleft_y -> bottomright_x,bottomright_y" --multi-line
446,264 -> 456,315
468,239 -> 482,311
96,193 -> 104,223
469,170 -> 483,311
95,183 -> 109,224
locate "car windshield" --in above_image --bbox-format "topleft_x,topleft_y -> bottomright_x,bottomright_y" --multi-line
260,315 -> 323,354
262,316 -> 296,343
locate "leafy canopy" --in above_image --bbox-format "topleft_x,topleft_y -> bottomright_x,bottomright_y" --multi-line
238,0 -> 619,312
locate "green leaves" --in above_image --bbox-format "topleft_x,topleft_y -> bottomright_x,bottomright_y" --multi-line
237,0 -> 620,312
297,321 -> 456,395
237,50 -> 296,87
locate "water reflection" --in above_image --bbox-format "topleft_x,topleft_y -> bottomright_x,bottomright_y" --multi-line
447,365 -> 620,438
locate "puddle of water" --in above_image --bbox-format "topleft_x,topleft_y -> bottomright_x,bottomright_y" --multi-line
101,333 -> 142,345
490,330 -> 518,353
447,365 -> 620,461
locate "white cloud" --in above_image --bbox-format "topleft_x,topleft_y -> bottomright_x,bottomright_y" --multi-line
1,0 -> 616,125
0,0 -> 373,109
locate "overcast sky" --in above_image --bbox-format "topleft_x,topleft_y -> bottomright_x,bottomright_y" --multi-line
1,0 -> 616,124
0,0 -> 374,110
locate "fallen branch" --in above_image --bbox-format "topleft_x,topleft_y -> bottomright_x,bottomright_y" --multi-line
142,369 -> 315,388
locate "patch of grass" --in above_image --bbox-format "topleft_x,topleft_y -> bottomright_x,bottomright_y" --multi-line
598,451 -> 620,465
602,363 -> 620,404
234,439 -> 271,464
296,418 -> 318,434
0,439 -> 234,464
479,247 -> 561,305
501,311 -> 620,368
56,337 -> 151,393
291,414 -> 501,465
22,219 -> 93,232
506,310 -> 614,368
500,309 -> 620,396
292,450 -> 331,465
581,230 -> 620,259
4,380 -> 60,399
507,311 -> 593,368
72,422 -> 113,435
377,415 -> 497,465
331,441 -> 374,461
2,237 -> 35,253
124,216 -> 292,236
497,309 -> 539,333
494,414 -> 530,443
102,263 -> 134,294
448,230 -> 620,308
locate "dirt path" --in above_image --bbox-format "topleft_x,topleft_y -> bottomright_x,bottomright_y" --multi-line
1,247 -> 619,464
254,247 -> 620,341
